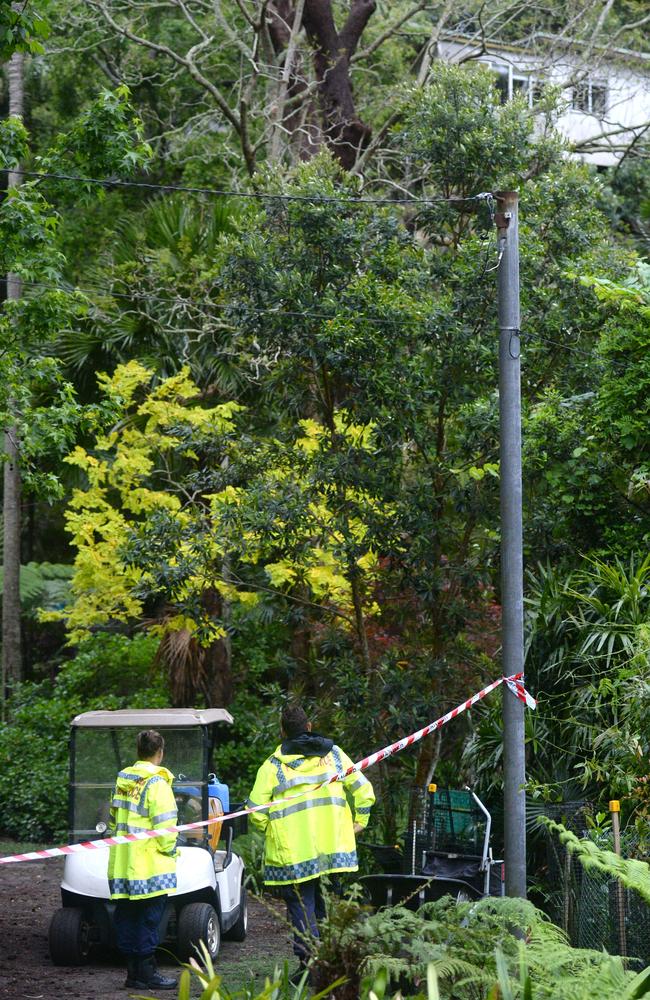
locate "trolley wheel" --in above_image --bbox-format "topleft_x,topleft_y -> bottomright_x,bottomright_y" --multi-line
49,907 -> 92,966
177,902 -> 221,961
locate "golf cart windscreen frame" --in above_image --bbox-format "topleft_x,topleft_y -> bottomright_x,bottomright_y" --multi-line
68,723 -> 219,844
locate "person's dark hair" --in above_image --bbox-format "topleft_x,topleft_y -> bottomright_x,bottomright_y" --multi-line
281,703 -> 309,739
137,729 -> 165,759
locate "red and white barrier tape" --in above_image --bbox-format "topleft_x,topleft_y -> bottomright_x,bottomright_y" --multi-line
0,672 -> 535,865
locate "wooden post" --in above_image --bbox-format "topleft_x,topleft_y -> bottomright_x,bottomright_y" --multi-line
610,799 -> 627,960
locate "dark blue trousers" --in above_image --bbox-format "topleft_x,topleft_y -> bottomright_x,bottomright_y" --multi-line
114,896 -> 168,957
277,878 -> 326,961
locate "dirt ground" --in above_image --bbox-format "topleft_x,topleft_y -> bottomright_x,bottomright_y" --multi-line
0,855 -> 293,1000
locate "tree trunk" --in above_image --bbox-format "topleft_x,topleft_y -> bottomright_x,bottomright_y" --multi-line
302,0 -> 376,169
2,429 -> 22,686
202,586 -> 233,707
268,0 -> 376,169
158,588 -> 232,708
349,568 -> 372,677
289,584 -> 312,670
2,50 -> 25,690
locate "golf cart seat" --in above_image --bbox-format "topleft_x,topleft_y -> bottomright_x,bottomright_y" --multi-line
422,851 -> 504,897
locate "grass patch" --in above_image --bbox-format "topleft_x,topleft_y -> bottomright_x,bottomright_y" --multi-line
0,838 -> 51,855
217,955 -> 294,992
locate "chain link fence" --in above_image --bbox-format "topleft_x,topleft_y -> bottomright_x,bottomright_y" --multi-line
544,806 -> 650,967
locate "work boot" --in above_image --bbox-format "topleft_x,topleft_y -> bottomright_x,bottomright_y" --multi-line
137,955 -> 177,990
124,956 -> 139,988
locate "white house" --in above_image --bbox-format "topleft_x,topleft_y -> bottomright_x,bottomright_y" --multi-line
438,33 -> 650,167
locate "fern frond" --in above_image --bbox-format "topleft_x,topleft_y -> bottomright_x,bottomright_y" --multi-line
543,819 -> 650,904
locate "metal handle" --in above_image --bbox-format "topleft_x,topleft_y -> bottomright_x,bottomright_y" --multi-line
464,785 -> 492,888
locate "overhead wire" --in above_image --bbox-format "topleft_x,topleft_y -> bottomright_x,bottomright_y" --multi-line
0,166 -> 488,207
519,330 -> 633,375
0,174 -> 637,374
18,278 -> 431,329
16,278 -> 636,375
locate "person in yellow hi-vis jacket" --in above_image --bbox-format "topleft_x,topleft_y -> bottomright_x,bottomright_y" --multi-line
247,703 -> 375,979
108,730 -> 178,991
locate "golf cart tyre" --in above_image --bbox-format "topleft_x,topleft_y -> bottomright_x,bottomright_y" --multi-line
177,902 -> 221,961
224,882 -> 248,941
49,906 -> 91,966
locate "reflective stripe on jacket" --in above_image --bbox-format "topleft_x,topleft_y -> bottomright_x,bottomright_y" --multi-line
108,760 -> 178,899
247,744 -> 375,885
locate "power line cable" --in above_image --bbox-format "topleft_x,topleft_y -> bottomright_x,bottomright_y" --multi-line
4,174 -> 638,372
5,175 -> 636,371
0,167 -> 491,207
520,330 -> 632,374
19,278 -> 430,327
17,278 -> 636,374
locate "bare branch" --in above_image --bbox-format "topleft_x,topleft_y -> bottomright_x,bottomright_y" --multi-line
212,0 -> 255,60
613,122 -> 650,171
232,0 -> 259,29
353,106 -> 401,174
609,11 -> 650,46
571,119 -> 650,152
416,0 -> 456,86
269,0 -> 305,160
353,1 -> 427,64
173,0 -> 209,41
90,50 -> 122,86
88,0 -> 242,134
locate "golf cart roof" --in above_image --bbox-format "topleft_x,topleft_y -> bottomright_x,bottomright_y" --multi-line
71,708 -> 233,728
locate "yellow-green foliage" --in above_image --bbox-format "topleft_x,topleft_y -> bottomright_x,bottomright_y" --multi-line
52,363 -> 386,644
208,410 -> 385,619
47,361 -> 242,642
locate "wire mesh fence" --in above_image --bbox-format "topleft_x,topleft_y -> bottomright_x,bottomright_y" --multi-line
544,805 -> 650,967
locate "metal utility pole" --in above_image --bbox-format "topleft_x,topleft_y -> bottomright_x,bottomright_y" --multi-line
495,191 -> 526,898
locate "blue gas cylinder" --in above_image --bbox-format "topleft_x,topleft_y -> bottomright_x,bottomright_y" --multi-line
208,773 -> 229,813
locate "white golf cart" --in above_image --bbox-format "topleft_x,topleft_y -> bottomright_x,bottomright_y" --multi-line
48,708 -> 247,967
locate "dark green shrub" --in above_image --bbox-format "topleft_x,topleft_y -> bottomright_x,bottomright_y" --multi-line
0,633 -> 167,841
217,616 -> 288,801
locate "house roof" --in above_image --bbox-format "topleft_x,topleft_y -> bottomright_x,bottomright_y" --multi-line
441,30 -> 650,67
71,708 -> 233,728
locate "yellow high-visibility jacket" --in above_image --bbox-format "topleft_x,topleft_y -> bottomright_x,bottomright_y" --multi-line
247,744 -> 375,885
108,760 -> 178,900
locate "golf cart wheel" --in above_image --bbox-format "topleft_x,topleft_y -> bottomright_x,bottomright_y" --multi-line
177,902 -> 221,961
49,907 -> 92,966
224,882 -> 248,942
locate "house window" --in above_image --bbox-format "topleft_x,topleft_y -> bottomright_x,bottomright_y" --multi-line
531,81 -> 546,105
572,81 -> 590,112
590,84 -> 608,116
511,74 -> 529,99
572,80 -> 608,116
483,62 -> 541,107
491,64 -> 510,104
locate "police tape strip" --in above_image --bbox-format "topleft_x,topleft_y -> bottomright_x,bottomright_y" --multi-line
0,672 -> 535,865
